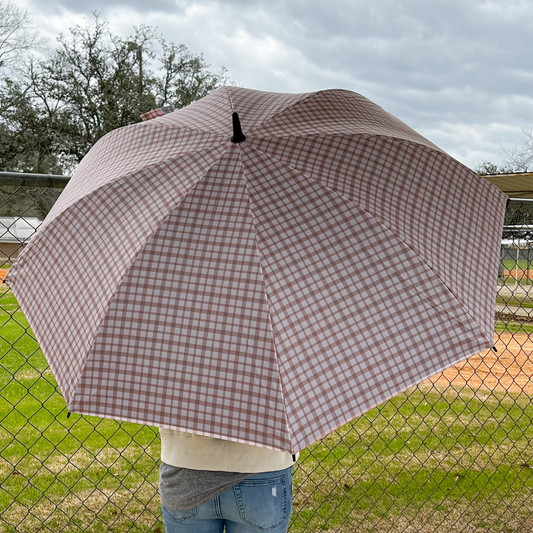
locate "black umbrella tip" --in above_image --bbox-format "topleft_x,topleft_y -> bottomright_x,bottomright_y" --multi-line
231,112 -> 246,144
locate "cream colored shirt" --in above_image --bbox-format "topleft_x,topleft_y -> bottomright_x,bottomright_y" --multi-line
160,429 -> 298,473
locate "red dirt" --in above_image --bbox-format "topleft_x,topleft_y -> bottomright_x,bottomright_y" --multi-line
0,269 -> 8,281
430,332 -> 533,394
503,269 -> 533,280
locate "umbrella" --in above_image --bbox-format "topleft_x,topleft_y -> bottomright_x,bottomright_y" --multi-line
6,87 -> 507,454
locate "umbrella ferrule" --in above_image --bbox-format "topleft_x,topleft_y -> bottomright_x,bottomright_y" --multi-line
231,112 -> 246,143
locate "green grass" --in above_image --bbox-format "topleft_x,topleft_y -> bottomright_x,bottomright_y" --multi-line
0,289 -> 163,532
1,289 -> 533,532
495,320 -> 533,334
291,382 -> 533,532
501,258 -> 533,271
499,276 -> 533,287
496,296 -> 533,309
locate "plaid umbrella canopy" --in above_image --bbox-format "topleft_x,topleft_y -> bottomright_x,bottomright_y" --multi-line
6,87 -> 507,454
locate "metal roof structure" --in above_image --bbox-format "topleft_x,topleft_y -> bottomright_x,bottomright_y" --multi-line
482,172 -> 533,199
0,217 -> 42,243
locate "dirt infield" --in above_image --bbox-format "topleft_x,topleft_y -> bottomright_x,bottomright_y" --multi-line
430,332 -> 533,394
503,268 -> 533,280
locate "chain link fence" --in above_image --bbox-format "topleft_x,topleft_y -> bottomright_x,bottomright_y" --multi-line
1,175 -> 533,532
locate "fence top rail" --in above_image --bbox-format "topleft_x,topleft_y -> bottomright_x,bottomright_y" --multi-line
0,172 -> 71,188
0,173 -> 531,199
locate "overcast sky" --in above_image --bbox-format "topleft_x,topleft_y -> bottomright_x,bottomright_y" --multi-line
19,0 -> 533,170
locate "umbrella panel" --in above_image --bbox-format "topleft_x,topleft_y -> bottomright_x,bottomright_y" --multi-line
249,134 -> 505,339
7,145 -> 228,404
240,147 -> 492,451
73,146 -> 291,451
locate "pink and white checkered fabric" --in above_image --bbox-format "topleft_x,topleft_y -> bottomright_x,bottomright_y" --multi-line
6,86 -> 507,453
141,108 -> 165,122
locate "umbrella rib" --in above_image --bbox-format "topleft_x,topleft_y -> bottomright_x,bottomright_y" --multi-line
243,89 -> 333,136
12,143 -> 231,277
235,145 -> 295,453
38,139 -> 230,235
226,85 -> 235,113
248,133 -> 443,161
246,132 -> 497,215
244,143 -> 492,344
226,87 -> 346,139
243,89 -> 439,150
312,334 -> 491,456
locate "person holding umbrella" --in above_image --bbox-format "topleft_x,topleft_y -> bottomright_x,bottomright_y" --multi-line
159,429 -> 297,532
5,87 -> 507,533
141,104 -> 299,533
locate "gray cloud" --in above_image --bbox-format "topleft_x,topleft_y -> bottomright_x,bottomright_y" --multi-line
30,0 -> 180,14
24,0 -> 533,167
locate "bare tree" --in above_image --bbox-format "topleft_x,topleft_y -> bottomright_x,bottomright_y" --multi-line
502,129 -> 533,172
475,130 -> 533,176
0,0 -> 42,69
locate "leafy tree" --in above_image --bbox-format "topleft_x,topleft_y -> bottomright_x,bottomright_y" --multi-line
474,160 -> 514,175
503,201 -> 533,229
0,76 -> 72,173
0,13 -> 228,174
158,39 -> 226,109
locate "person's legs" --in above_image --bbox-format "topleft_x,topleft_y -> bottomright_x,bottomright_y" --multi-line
222,466 -> 293,533
162,499 -> 224,533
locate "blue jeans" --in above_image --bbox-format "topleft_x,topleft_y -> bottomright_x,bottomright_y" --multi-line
162,466 -> 293,533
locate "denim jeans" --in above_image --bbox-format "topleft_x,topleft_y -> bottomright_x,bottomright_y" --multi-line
162,466 -> 293,533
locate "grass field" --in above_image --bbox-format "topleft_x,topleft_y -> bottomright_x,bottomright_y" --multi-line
501,259 -> 532,271
2,286 -> 533,532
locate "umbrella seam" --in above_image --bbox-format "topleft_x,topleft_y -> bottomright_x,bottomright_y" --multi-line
244,143 -> 497,344
244,89 -> 338,136
243,89 -> 440,149
24,140 -> 230,247
139,119 -> 230,137
227,86 -> 337,138
68,144 -> 232,410
301,337 -> 492,452
247,131 -> 442,156
8,143 -> 229,276
246,132 -> 504,214
235,144 -> 295,454
225,89 -> 434,155
226,86 -> 235,113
